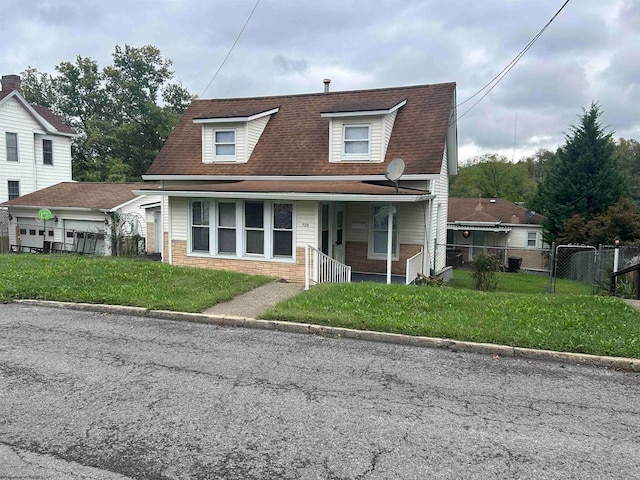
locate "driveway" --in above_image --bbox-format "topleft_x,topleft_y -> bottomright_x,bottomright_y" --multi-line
1,303 -> 639,479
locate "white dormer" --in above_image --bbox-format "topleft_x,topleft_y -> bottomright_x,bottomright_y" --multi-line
321,100 -> 406,163
193,108 -> 279,164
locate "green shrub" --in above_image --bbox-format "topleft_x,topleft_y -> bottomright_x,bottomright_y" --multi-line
471,254 -> 501,291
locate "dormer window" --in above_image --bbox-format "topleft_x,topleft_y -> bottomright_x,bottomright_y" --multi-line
343,125 -> 370,159
214,129 -> 236,159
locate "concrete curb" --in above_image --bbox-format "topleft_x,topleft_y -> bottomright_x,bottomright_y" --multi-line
15,299 -> 640,372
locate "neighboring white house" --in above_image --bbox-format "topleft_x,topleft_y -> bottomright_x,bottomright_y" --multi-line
2,182 -> 160,256
0,74 -> 75,202
137,82 -> 458,284
447,197 -> 548,271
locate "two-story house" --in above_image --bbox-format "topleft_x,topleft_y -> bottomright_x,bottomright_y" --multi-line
0,74 -> 75,201
137,81 -> 458,285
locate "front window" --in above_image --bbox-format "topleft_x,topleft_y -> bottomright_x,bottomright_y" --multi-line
371,204 -> 398,257
273,203 -> 293,257
245,202 -> 264,255
343,125 -> 370,158
217,202 -> 236,254
8,180 -> 19,200
6,133 -> 18,162
214,129 -> 236,158
43,139 -> 53,165
191,201 -> 210,252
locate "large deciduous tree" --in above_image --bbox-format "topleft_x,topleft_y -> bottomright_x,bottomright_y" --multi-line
21,45 -> 193,181
449,153 -> 537,203
530,103 -> 627,244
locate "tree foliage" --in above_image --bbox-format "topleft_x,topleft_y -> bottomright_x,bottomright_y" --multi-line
449,153 -> 537,202
21,45 -> 193,181
615,138 -> 640,206
530,103 -> 627,244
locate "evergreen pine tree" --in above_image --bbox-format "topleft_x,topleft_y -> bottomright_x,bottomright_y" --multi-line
532,103 -> 627,243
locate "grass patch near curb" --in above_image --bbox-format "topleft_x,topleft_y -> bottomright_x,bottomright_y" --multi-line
0,254 -> 272,312
262,283 -> 640,359
448,269 -> 593,295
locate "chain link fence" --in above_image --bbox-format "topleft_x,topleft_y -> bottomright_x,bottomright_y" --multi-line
444,242 -> 550,273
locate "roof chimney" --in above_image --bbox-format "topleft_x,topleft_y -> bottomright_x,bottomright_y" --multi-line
323,78 -> 331,93
1,74 -> 22,93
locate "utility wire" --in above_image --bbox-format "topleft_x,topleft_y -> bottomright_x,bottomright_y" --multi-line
201,0 -> 262,97
453,0 -> 571,124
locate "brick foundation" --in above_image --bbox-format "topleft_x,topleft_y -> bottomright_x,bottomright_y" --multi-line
170,240 -> 306,283
146,222 -> 155,253
346,242 -> 422,275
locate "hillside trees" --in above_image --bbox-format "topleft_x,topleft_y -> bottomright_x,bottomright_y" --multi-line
449,153 -> 537,202
21,45 -> 193,181
529,103 -> 627,244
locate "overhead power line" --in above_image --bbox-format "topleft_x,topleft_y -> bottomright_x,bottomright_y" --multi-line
453,0 -> 571,124
201,0 -> 262,97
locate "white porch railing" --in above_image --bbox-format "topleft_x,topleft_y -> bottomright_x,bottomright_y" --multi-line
305,244 -> 352,290
405,249 -> 423,285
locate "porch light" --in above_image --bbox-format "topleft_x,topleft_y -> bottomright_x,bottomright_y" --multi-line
614,236 -> 621,247
462,230 -> 470,238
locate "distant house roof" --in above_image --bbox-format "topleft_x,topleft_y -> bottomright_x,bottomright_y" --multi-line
448,198 -> 544,225
146,82 -> 456,178
1,182 -> 158,211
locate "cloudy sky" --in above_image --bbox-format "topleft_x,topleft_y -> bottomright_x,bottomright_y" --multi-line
1,0 -> 638,163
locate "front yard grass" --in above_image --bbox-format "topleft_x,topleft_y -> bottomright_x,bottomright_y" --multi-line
262,280 -> 640,359
0,254 -> 272,312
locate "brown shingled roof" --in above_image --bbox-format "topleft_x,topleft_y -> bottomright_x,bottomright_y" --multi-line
138,180 -> 428,196
146,82 -> 455,177
32,105 -> 76,135
2,182 -> 158,210
448,198 -> 544,225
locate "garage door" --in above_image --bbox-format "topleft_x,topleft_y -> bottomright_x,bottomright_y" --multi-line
63,219 -> 106,255
16,217 -> 55,249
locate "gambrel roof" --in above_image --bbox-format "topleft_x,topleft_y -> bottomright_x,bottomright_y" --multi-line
145,82 -> 456,178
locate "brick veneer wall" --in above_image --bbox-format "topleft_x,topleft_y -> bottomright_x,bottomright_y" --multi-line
170,239 -> 306,282
146,222 -> 155,253
346,241 -> 422,275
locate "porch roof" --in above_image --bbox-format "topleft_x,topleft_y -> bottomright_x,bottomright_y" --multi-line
449,222 -> 512,233
134,180 -> 433,202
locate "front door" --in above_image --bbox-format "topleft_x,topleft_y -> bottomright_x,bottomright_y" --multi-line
334,204 -> 345,264
470,231 -> 485,260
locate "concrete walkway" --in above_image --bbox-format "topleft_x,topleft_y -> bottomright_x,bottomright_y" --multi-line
203,281 -> 304,318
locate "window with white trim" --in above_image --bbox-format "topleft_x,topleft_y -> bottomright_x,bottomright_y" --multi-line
191,201 -> 210,252
343,125 -> 370,159
217,202 -> 236,254
273,203 -> 293,257
214,129 -> 236,159
8,180 -> 20,200
190,200 -> 294,260
526,231 -> 539,248
244,201 -> 264,255
369,204 -> 398,258
43,139 -> 53,165
6,133 -> 18,162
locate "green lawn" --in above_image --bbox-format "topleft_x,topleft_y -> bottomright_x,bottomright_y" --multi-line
0,254 -> 272,312
448,269 -> 593,295
262,275 -> 640,359
2,254 -> 638,358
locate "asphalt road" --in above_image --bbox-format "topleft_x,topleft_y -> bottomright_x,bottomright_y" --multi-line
1,303 -> 639,479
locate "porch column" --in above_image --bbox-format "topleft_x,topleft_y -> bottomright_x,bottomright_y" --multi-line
387,202 -> 393,285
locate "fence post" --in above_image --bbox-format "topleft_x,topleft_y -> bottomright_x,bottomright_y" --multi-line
304,244 -> 309,291
547,242 -> 555,293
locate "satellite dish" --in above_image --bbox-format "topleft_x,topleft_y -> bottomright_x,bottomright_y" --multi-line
385,158 -> 405,181
525,210 -> 536,222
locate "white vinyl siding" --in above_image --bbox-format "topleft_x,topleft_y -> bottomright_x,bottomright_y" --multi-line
246,115 -> 270,159
398,203 -> 426,244
0,97 -> 73,197
346,203 -> 369,242
430,145 -> 449,272
329,115 -> 383,163
295,201 -> 317,248
382,109 -> 398,159
170,197 -> 189,240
